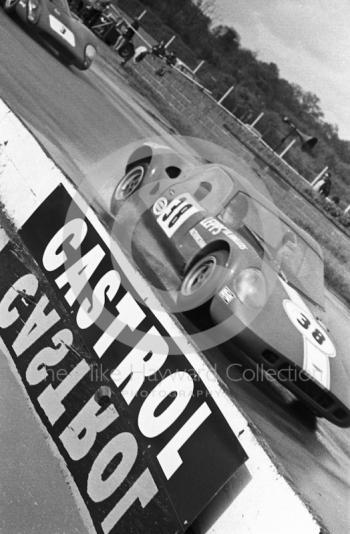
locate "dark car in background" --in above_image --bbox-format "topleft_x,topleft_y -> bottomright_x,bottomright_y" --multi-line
2,0 -> 97,69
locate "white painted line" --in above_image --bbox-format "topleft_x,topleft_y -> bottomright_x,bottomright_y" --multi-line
0,108 -> 60,227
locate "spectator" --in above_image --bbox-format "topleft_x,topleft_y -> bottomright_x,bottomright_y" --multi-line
123,17 -> 139,41
133,45 -> 149,64
82,0 -> 110,27
69,0 -> 84,15
319,173 -> 332,197
154,49 -> 177,76
114,17 -> 139,51
331,195 -> 340,205
152,40 -> 166,58
165,50 -> 177,67
314,172 -> 331,198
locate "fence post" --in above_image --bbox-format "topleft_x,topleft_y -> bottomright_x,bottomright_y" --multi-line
250,112 -> 264,128
218,85 -> 235,105
193,60 -> 205,75
137,9 -> 147,20
165,35 -> 176,48
310,166 -> 329,187
279,138 -> 296,158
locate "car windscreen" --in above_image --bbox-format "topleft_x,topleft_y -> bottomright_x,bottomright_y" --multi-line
187,166 -> 235,211
219,192 -> 325,308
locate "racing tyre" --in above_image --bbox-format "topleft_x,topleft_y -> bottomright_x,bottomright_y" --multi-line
77,60 -> 92,71
118,41 -> 134,60
110,161 -> 149,215
178,250 -> 228,312
3,0 -> 20,13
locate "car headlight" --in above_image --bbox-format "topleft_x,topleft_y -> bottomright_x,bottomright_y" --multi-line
85,44 -> 96,62
27,0 -> 41,23
233,268 -> 267,308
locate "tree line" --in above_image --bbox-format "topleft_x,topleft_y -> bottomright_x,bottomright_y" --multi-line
119,0 -> 350,203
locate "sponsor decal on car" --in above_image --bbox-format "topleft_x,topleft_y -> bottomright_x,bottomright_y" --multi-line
0,185 -> 247,534
152,196 -> 168,216
156,193 -> 203,238
219,286 -> 236,304
283,300 -> 335,358
49,15 -> 76,47
189,228 -> 206,249
200,217 -> 247,250
281,279 -> 336,389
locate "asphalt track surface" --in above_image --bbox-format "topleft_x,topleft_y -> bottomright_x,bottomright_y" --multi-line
1,11 -> 350,534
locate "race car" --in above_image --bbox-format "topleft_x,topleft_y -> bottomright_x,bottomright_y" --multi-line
108,142 -> 350,428
2,0 -> 97,69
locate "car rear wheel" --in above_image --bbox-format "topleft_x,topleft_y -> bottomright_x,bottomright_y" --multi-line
178,250 -> 228,312
69,56 -> 93,71
4,0 -> 20,13
77,60 -> 92,71
110,161 -> 149,215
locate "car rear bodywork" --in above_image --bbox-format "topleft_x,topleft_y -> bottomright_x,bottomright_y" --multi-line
6,0 -> 96,69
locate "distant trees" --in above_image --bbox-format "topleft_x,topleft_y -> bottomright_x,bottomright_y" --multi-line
212,25 -> 240,54
121,0 -> 350,200
292,84 -> 324,122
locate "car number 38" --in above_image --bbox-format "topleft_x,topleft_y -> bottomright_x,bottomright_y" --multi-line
283,299 -> 336,358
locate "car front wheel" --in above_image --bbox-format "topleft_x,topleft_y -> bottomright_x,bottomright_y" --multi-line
3,0 -> 20,13
110,161 -> 148,215
178,250 -> 229,312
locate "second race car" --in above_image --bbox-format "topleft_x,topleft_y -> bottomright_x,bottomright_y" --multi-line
2,0 -> 97,69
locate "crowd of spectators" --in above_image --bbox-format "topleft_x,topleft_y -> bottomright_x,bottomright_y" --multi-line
68,0 -> 180,70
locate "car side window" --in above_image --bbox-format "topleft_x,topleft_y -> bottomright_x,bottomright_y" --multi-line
219,193 -> 250,230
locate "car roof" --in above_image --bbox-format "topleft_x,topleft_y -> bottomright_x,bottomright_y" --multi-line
175,162 -> 323,260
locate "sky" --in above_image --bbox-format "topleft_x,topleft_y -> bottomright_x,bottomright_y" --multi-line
213,0 -> 350,140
